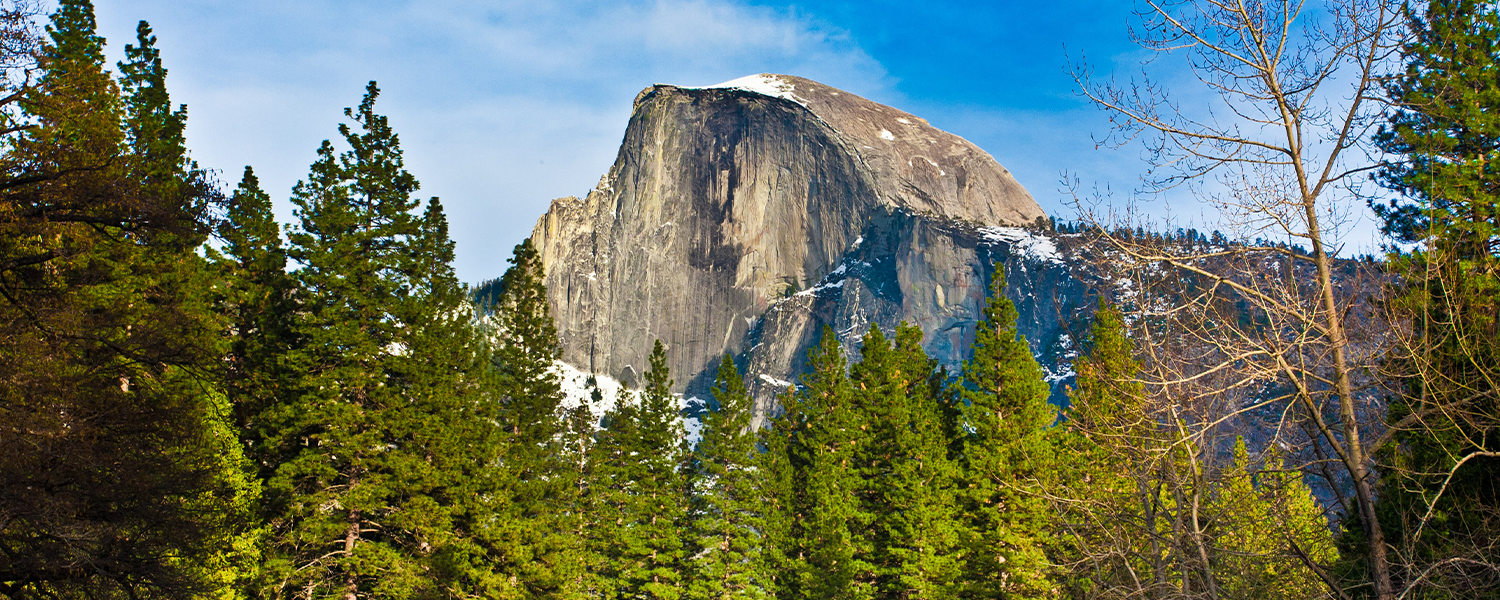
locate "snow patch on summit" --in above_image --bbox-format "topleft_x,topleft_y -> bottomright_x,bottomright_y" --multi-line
693,74 -> 808,106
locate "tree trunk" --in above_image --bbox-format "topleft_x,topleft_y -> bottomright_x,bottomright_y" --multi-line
344,509 -> 361,600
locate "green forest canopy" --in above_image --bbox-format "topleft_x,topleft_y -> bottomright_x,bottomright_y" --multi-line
0,1 -> 1496,599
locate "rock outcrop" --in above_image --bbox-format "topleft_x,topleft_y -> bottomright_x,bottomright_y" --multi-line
528,74 -> 1086,425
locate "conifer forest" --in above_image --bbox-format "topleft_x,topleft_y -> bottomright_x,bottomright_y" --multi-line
1,0 -> 1498,599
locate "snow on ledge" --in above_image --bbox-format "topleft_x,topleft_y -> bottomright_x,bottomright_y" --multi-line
553,360 -> 703,446
553,360 -> 623,416
758,373 -> 794,388
795,278 -> 845,297
979,227 -> 1065,265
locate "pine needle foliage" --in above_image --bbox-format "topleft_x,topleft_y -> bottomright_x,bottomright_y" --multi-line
0,2 -> 250,596
1211,439 -> 1337,600
684,354 -> 771,600
214,167 -> 295,470
474,238 -> 584,598
1366,1 -> 1500,595
256,82 -> 501,600
955,266 -> 1059,598
1059,301 -> 1151,596
760,327 -> 872,599
849,323 -> 964,599
591,341 -> 688,600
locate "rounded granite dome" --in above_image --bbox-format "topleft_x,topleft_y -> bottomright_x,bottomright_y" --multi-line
658,73 -> 1045,228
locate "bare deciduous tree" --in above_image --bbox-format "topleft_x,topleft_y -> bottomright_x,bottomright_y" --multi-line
1067,0 -> 1405,598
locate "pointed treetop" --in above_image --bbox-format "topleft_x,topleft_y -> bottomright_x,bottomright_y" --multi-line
46,0 -> 102,64
646,339 -> 673,398
338,81 -> 418,204
1068,299 -> 1144,432
221,166 -> 282,269
119,20 -> 188,176
960,263 -> 1050,425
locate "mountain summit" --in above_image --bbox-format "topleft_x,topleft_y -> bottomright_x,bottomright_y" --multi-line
681,73 -> 1046,225
529,74 -> 1081,422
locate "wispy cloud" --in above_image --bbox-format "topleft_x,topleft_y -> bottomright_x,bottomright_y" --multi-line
91,0 -> 891,280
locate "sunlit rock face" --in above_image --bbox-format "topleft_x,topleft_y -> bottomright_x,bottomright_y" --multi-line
529,74 -> 1086,425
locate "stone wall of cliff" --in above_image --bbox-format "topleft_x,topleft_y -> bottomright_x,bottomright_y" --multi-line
529,74 -> 1073,421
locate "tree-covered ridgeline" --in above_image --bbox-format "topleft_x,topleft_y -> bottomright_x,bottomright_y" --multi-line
1,0 -> 1498,598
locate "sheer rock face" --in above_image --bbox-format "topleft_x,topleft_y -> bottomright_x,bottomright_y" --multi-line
530,74 -> 1073,424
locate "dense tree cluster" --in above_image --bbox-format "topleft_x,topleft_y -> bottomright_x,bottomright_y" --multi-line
1,1 -> 1497,599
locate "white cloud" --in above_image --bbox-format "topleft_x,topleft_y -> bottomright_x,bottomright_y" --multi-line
89,0 -> 892,281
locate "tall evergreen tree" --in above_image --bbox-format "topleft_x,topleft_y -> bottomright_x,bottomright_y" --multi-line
762,327 -> 871,600
955,266 -> 1058,598
257,82 -> 501,599
849,324 -> 963,599
214,167 -> 294,461
1060,301 -> 1150,596
630,341 -> 689,599
1064,301 -> 1212,598
588,386 -> 638,600
0,2 -> 249,596
590,341 -> 688,599
1365,1 -> 1500,595
118,20 -> 193,206
1062,302 -> 1325,599
684,354 -> 770,600
207,166 -> 292,593
474,237 -> 583,598
562,383 -> 604,599
756,386 -> 803,600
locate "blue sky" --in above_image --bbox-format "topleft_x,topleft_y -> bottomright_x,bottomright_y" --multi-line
86,0 -> 1377,282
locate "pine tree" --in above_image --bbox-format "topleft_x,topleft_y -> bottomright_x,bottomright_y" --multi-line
474,237 -> 583,598
588,385 -> 639,600
1063,301 -> 1174,597
684,354 -> 770,600
630,341 -> 689,599
1372,0 -> 1500,247
207,166 -> 293,594
756,386 -> 803,600
955,266 -> 1058,598
118,19 -> 193,207
849,323 -> 963,599
762,327 -> 871,600
563,383 -> 604,598
1365,1 -> 1500,594
0,3 -> 250,596
1260,449 -> 1340,593
1066,302 -> 1144,439
590,341 -> 688,599
1059,302 -> 1142,596
257,82 -> 501,599
214,167 -> 294,460
1065,301 -> 1266,599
